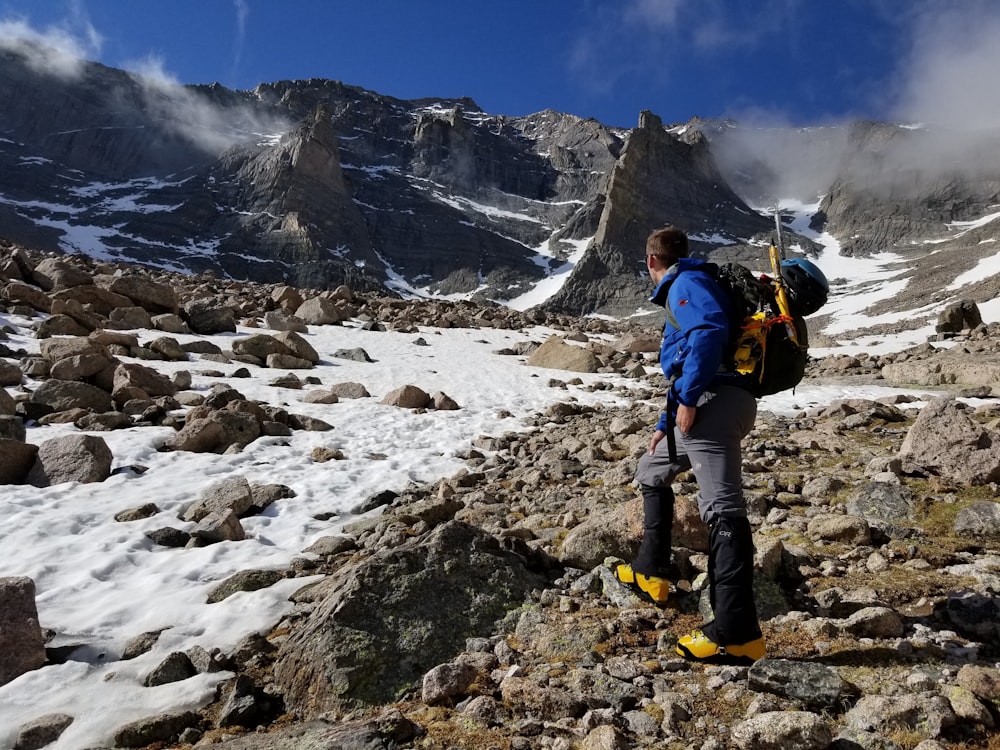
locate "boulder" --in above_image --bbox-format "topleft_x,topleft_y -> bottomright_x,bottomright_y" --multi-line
267,353 -> 313,369
110,306 -> 154,328
273,521 -> 545,718
0,577 -> 46,686
271,285 -> 304,311
954,501 -> 1000,537
29,379 -> 115,414
101,274 -> 178,313
0,385 -> 16,415
51,285 -> 132,317
747,659 -> 856,710
526,336 -> 601,373
263,310 -> 307,332
807,514 -> 872,545
182,476 -> 255,522
32,257 -> 93,290
167,417 -> 227,453
13,712 -> 74,750
328,381 -> 371,399
843,692 -> 956,738
146,337 -> 188,361
381,384 -> 431,409
48,351 -> 115,382
0,437 -> 38,484
190,510 -> 246,544
26,434 -> 113,486
274,330 -> 319,363
0,358 -> 23,386
113,362 -> 179,398
182,299 -> 237,334
935,299 -> 982,333
232,333 -> 291,361
151,313 -> 190,333
49,298 -> 102,331
2,281 -> 51,312
899,396 -> 1000,485
302,389 -> 339,404
35,315 -> 89,338
202,715 -> 418,750
0,414 -> 25,440
294,296 -> 346,325
731,711 -> 833,750
112,711 -> 202,749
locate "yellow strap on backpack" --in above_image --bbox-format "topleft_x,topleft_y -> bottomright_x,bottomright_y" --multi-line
769,232 -> 801,347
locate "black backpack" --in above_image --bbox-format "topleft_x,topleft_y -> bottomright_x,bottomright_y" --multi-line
664,262 -> 810,397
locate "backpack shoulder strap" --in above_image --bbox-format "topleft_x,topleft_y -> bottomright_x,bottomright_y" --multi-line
660,263 -> 719,330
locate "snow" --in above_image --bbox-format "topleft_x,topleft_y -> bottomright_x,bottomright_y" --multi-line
0,316 -> 639,748
4,198 -> 1000,748
507,237 -> 591,311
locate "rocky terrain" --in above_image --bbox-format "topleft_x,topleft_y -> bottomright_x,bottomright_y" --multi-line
2,242 -> 1000,749
2,44 -> 1000,324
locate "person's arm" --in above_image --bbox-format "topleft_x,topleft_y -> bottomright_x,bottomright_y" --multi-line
668,273 -> 730,410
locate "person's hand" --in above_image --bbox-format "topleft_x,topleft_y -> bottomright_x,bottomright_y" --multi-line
648,429 -> 665,455
676,404 -> 697,434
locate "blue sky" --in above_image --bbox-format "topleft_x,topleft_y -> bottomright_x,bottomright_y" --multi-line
1,0 -> 999,129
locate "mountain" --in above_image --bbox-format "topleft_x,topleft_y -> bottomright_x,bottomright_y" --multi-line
2,42 -> 1000,328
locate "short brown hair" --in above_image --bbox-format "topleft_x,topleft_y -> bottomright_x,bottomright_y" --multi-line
646,226 -> 689,265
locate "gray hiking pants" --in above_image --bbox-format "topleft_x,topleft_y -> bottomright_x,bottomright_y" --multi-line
635,384 -> 757,523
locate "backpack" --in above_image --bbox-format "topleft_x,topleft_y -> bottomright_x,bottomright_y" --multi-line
665,262 -> 812,397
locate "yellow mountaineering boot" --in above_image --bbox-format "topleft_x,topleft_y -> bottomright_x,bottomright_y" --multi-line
675,629 -> 766,665
614,564 -> 670,605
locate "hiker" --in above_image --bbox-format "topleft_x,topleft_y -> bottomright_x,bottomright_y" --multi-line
614,225 -> 765,665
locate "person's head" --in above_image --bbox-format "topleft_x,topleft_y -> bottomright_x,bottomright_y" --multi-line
645,226 -> 688,280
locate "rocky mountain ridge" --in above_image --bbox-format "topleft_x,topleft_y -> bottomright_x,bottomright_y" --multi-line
2,243 -> 1000,749
2,44 -> 999,329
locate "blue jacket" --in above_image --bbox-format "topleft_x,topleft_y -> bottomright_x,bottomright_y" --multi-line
651,258 -> 741,431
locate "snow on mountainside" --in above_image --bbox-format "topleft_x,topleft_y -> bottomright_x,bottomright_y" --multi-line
1,45 -> 999,335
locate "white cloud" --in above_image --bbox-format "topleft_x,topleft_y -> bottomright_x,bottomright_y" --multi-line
0,12 -> 103,79
893,1 -> 1000,130
623,0 -> 683,30
232,0 -> 248,75
122,53 -> 180,88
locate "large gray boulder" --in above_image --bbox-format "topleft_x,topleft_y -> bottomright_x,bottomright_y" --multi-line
28,379 -> 115,414
954,501 -> 1000,537
206,714 -> 418,750
936,299 -> 982,333
899,396 -> 1000,485
40,337 -> 116,382
181,299 -> 237,334
0,384 -> 17,414
0,577 -> 46,686
747,659 -> 856,710
31,257 -> 93,290
113,362 -> 178,398
182,476 -> 255,522
273,521 -> 545,718
26,434 -> 113,486
731,711 -> 833,750
0,437 -> 38,484
231,333 -> 292,362
274,330 -> 319,363
0,358 -> 22,386
294,296 -> 347,325
526,336 -> 601,373
13,712 -> 74,750
100,274 -> 178,313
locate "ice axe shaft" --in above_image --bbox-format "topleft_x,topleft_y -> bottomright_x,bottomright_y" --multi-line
769,209 -> 800,346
